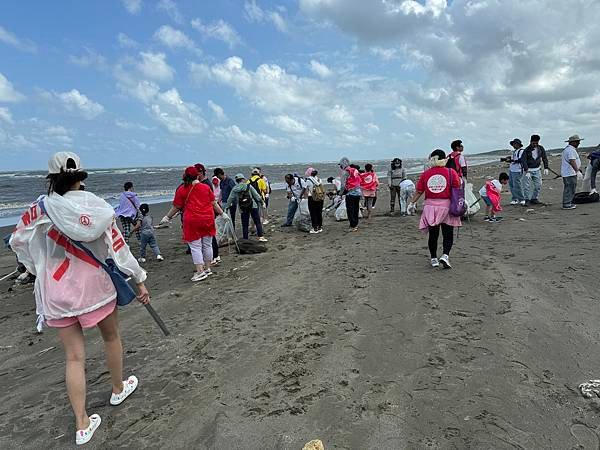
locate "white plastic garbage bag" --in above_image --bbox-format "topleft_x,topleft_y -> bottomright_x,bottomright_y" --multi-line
464,182 -> 480,217
334,198 -> 363,221
215,213 -> 236,246
293,199 -> 312,232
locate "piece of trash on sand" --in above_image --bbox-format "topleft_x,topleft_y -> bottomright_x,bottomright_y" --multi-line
518,218 -> 526,221
526,209 -> 535,212
579,379 -> 600,398
38,346 -> 56,355
303,439 -> 325,450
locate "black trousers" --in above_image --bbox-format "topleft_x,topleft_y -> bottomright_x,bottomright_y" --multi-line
308,197 -> 324,230
346,195 -> 361,228
428,224 -> 454,258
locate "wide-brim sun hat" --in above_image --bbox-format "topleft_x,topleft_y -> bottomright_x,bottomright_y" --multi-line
48,151 -> 82,174
510,138 -> 522,147
234,173 -> 245,181
566,134 -> 584,142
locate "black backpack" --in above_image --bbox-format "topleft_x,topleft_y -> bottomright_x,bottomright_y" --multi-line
238,185 -> 253,212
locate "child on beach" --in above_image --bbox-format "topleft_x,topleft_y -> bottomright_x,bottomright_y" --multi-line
479,173 -> 509,222
399,178 -> 416,216
133,204 -> 164,262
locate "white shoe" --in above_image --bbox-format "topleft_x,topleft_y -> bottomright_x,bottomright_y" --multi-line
519,200 -> 526,206
156,255 -> 164,261
510,200 -> 518,205
191,271 -> 208,282
317,228 -> 323,233
205,268 -> 213,276
263,220 -> 270,225
309,229 -> 318,234
76,414 -> 101,445
431,258 -> 440,268
137,257 -> 146,263
439,254 -> 452,269
258,237 -> 268,242
110,375 -> 138,406
211,256 -> 221,266
591,188 -> 598,195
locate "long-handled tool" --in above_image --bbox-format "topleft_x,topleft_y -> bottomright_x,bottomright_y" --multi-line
548,168 -> 562,179
143,303 -> 170,336
0,269 -> 18,282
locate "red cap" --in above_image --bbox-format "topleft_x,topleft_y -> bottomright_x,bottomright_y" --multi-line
184,166 -> 199,179
194,163 -> 206,174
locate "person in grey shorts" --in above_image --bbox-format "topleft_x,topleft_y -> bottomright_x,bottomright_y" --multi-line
561,135 -> 583,210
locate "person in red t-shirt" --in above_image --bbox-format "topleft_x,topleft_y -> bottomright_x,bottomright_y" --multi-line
160,167 -> 224,282
408,149 -> 462,269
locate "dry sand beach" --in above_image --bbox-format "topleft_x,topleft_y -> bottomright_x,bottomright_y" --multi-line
2,158 -> 600,449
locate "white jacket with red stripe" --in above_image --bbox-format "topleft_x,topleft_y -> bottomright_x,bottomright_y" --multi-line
9,190 -> 146,328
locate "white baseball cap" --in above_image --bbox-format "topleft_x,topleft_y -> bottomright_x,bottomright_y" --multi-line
48,151 -> 82,174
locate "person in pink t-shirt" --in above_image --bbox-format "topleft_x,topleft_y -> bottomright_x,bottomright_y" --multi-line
360,163 -> 379,220
408,149 -> 462,269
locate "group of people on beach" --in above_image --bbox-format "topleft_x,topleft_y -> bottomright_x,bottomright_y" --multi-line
4,130 -> 597,445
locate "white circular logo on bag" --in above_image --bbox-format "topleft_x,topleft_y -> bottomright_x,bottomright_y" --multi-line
427,174 -> 447,193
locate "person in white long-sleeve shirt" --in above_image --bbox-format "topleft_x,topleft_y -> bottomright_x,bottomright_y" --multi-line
9,152 -> 150,446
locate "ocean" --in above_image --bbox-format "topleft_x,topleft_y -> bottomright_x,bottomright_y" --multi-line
0,156 -> 497,227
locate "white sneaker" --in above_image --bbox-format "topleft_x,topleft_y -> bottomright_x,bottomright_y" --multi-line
317,228 -> 323,233
431,258 -> 440,268
519,200 -> 526,206
156,255 -> 164,261
205,268 -> 213,276
510,200 -> 518,205
75,414 -> 101,445
591,188 -> 598,195
110,375 -> 138,406
258,237 -> 268,242
210,256 -> 221,266
309,229 -> 318,234
263,220 -> 270,225
191,271 -> 208,282
439,254 -> 452,269
137,257 -> 146,263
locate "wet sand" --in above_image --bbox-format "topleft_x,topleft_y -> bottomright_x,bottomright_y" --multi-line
2,158 -> 600,449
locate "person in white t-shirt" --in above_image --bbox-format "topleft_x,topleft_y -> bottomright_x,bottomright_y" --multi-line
508,138 -> 527,205
399,179 -> 416,216
561,134 -> 583,209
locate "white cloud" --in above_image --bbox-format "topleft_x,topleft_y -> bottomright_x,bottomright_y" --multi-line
191,18 -> 242,48
68,47 -> 106,69
121,0 -> 142,15
190,56 -> 331,113
137,52 -> 175,82
150,88 -> 206,134
244,1 -> 288,32
117,32 -> 138,48
154,25 -> 197,51
309,60 -> 332,78
325,104 -> 356,131
0,25 -> 37,53
115,69 -> 206,135
266,114 -> 319,135
212,125 -> 280,148
207,100 -> 227,122
0,73 -> 25,102
0,106 -> 13,124
157,0 -> 183,24
366,123 -> 379,134
47,89 -> 105,119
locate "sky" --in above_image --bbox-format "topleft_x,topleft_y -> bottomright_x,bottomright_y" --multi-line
0,0 -> 599,170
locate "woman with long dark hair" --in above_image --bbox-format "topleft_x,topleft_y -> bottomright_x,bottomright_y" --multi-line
409,149 -> 462,269
9,152 -> 150,445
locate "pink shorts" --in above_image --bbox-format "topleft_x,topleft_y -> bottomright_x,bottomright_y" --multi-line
46,299 -> 117,329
